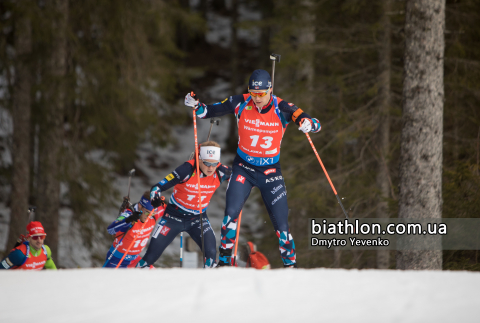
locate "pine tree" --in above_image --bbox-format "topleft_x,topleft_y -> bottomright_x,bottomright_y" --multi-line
397,0 -> 445,270
7,2 -> 33,252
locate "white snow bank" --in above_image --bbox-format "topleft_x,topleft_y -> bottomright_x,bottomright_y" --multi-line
1,268 -> 478,323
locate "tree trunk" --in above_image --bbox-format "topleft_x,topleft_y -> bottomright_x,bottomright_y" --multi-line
226,0 -> 239,154
7,7 -> 33,251
36,0 -> 68,265
298,0 -> 315,100
397,0 -> 445,270
376,0 -> 392,270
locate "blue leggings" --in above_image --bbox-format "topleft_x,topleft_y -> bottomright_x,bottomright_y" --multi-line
103,246 -> 138,268
141,207 -> 217,267
220,155 -> 296,266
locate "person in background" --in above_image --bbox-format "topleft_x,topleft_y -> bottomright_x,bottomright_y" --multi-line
1,221 -> 57,270
103,191 -> 165,268
138,141 -> 232,268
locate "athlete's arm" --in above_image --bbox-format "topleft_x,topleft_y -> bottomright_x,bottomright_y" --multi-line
107,208 -> 134,235
156,162 -> 195,192
0,249 -> 27,269
43,245 -> 57,270
278,100 -> 321,133
217,164 -> 233,183
195,95 -> 245,119
150,162 -> 195,208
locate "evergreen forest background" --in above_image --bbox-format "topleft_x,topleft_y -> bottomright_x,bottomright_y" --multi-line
0,0 -> 479,270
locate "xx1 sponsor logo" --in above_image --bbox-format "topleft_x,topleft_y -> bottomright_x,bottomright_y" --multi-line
246,156 -> 255,163
266,175 -> 283,183
236,175 -> 246,184
260,158 -> 274,165
264,168 -> 276,175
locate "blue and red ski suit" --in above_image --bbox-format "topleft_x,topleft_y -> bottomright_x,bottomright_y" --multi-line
140,160 -> 232,268
195,94 -> 320,266
104,203 -> 164,268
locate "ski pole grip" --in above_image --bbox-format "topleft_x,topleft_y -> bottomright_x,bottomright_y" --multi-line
270,53 -> 281,62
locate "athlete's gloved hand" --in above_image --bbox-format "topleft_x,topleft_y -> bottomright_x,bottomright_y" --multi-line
311,118 -> 321,133
298,118 -> 313,133
185,92 -> 199,109
125,210 -> 142,223
150,184 -> 163,208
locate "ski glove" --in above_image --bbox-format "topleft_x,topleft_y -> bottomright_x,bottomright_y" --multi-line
125,210 -> 142,223
150,184 -> 163,208
298,118 -> 312,133
299,118 -> 321,133
185,92 -> 199,109
311,118 -> 321,133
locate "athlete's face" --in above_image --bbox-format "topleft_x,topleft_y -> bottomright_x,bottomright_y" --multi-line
28,235 -> 45,250
138,205 -> 150,222
250,88 -> 271,108
199,159 -> 219,176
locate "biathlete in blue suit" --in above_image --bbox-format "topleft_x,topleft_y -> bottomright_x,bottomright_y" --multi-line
184,69 -> 321,267
103,192 -> 163,268
137,141 -> 232,268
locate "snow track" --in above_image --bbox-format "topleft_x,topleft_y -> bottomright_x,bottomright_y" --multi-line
1,268 -> 478,323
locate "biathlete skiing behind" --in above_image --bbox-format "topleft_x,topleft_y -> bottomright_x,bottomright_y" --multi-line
103,192 -> 165,268
137,141 -> 232,268
184,69 -> 321,267
1,221 -> 57,270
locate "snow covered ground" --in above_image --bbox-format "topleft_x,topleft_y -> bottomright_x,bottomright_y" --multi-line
1,268 -> 479,323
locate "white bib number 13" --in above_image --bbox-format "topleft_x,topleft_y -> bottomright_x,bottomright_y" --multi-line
250,135 -> 273,149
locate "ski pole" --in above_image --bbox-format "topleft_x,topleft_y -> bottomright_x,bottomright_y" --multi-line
127,169 -> 135,199
232,210 -> 243,266
188,116 -> 221,267
180,233 -> 183,267
269,53 -> 281,95
305,133 -> 349,219
191,92 -> 206,268
28,206 -> 36,222
179,118 -> 220,268
206,118 -> 221,141
118,169 -> 135,216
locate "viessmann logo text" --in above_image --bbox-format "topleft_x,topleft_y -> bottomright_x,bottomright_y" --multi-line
244,119 -> 279,127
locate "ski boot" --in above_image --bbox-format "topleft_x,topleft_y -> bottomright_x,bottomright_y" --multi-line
216,248 -> 232,267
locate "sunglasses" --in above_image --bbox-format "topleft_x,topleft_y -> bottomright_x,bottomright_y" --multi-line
249,91 -> 268,97
31,235 -> 46,240
202,160 -> 219,167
